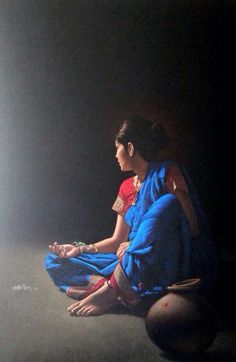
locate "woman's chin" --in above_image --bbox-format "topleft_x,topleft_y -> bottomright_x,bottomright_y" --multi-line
118,163 -> 130,172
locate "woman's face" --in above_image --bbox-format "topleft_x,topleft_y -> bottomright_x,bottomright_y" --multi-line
115,141 -> 132,171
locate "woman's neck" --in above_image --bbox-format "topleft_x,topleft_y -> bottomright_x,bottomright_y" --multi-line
133,159 -> 149,182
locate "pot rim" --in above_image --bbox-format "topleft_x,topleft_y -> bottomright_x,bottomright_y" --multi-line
167,278 -> 201,292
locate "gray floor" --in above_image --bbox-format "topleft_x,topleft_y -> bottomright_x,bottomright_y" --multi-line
1,238 -> 235,362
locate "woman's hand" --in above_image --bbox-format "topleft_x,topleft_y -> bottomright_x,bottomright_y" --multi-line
49,242 -> 80,258
116,242 -> 129,259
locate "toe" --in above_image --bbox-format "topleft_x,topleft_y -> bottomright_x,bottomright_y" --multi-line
85,307 -> 94,316
80,307 -> 90,316
70,303 -> 84,315
75,306 -> 86,316
67,301 -> 80,312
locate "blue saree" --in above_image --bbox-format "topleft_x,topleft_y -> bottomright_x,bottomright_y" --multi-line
45,161 -> 217,298
121,162 -> 218,297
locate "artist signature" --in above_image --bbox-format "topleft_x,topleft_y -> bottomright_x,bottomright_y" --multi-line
11,284 -> 39,292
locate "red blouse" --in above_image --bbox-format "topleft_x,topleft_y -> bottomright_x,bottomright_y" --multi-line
112,177 -> 136,216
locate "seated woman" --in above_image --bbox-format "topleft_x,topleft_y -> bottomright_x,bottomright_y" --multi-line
45,117 -> 218,317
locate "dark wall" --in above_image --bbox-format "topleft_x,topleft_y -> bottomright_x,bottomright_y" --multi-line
0,1 -> 234,253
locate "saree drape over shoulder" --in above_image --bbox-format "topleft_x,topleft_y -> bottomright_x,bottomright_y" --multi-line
45,161 -> 218,303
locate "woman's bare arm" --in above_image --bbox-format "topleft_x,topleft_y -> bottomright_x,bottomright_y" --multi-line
94,214 -> 130,253
49,214 -> 130,257
173,188 -> 200,237
166,165 -> 200,237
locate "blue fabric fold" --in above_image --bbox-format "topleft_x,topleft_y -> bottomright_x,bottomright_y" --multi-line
45,252 -> 118,291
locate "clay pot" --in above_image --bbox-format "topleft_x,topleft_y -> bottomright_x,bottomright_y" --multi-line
145,278 -> 218,356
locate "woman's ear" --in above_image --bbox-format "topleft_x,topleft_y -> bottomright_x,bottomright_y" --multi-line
127,142 -> 135,157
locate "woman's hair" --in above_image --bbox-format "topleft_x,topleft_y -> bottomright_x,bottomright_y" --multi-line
115,116 -> 169,162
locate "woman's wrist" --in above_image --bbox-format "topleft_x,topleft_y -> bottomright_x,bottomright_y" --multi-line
88,243 -> 98,253
72,241 -> 98,254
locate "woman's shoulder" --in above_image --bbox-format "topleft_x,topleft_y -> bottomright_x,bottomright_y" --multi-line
112,176 -> 136,216
149,160 -> 180,177
153,160 -> 185,174
119,176 -> 135,196
149,161 -> 188,189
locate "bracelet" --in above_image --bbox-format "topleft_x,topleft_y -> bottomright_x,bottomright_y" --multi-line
72,241 -> 86,247
72,241 -> 98,254
72,241 -> 90,254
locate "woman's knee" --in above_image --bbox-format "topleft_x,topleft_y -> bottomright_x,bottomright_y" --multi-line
145,193 -> 181,221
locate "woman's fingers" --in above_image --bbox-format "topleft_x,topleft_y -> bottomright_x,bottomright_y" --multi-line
49,243 -> 82,258
66,247 -> 80,258
58,248 -> 67,258
48,241 -> 67,256
54,242 -> 61,254
48,241 -> 59,253
116,242 -> 129,259
117,249 -> 123,258
116,249 -> 123,259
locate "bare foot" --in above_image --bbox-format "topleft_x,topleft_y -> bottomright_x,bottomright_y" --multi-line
67,283 -> 119,316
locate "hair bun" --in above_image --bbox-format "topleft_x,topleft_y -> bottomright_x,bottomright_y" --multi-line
150,122 -> 169,149
115,117 -> 169,162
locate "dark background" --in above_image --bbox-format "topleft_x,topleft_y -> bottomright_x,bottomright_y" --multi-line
0,1 -> 235,256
